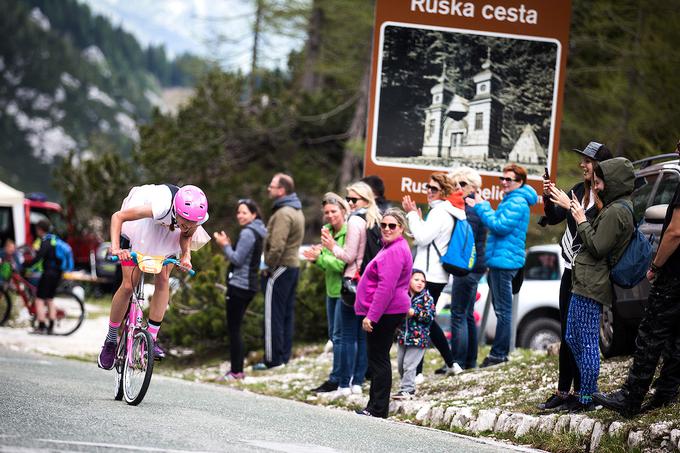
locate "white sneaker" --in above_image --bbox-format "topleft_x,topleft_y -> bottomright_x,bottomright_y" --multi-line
351,385 -> 363,394
323,339 -> 333,353
446,363 -> 463,376
414,373 -> 425,385
333,387 -> 351,397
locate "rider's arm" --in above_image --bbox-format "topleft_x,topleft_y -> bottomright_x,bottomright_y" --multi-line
110,205 -> 154,251
179,232 -> 192,264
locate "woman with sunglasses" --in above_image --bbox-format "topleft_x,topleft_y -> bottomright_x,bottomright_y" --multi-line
355,208 -> 413,418
304,193 -> 351,394
448,167 -> 487,370
318,181 -> 380,395
213,199 -> 267,380
402,173 -> 465,378
98,184 -> 210,370
537,141 -> 612,411
466,164 -> 538,368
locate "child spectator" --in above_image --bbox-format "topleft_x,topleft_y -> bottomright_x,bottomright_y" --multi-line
393,269 -> 438,399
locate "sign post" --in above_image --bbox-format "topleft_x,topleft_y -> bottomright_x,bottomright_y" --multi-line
364,0 -> 572,212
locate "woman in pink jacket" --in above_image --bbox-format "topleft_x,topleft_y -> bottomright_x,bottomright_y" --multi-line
355,208 -> 413,418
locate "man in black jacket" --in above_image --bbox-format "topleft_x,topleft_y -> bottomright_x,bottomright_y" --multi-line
26,219 -> 62,334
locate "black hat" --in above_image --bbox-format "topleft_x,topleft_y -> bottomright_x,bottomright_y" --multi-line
572,141 -> 613,161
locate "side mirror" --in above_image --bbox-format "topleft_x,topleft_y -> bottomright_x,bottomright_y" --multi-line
645,204 -> 668,224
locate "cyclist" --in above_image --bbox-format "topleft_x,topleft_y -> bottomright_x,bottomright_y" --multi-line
97,184 -> 210,370
22,220 -> 62,334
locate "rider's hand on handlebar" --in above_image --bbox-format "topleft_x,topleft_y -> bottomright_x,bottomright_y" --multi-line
111,247 -> 132,262
179,255 -> 193,272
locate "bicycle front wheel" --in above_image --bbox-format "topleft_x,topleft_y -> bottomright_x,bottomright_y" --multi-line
123,328 -> 154,405
51,291 -> 85,335
0,288 -> 12,326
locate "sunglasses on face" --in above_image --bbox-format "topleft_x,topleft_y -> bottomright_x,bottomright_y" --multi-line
458,181 -> 468,188
499,177 -> 518,183
345,196 -> 363,204
424,184 -> 440,193
380,222 -> 399,231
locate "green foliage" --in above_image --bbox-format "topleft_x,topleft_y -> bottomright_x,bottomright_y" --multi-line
161,246 -> 327,357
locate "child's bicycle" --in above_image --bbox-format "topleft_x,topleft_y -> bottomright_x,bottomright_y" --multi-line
0,261 -> 85,335
109,251 -> 195,406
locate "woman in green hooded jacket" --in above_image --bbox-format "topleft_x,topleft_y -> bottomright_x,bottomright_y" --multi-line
566,157 -> 636,411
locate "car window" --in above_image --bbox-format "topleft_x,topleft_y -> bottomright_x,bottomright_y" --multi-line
631,173 -> 657,220
524,252 -> 560,280
650,171 -> 680,208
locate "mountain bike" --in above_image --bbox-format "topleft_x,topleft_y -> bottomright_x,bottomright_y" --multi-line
109,251 -> 194,405
0,260 -> 85,335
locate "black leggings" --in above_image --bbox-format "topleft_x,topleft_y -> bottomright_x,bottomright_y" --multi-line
416,282 -> 454,374
365,313 -> 405,418
558,269 -> 580,393
226,285 -> 256,373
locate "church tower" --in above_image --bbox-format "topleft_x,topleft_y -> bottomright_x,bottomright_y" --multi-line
466,49 -> 504,159
421,63 -> 454,158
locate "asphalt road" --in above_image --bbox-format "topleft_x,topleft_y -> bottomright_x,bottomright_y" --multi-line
0,349 -> 536,453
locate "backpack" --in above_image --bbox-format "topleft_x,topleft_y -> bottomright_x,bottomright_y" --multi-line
432,215 -> 476,277
353,212 -> 383,276
609,201 -> 653,289
45,234 -> 74,272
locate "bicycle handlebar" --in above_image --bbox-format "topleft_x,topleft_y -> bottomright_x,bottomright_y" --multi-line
109,252 -> 196,276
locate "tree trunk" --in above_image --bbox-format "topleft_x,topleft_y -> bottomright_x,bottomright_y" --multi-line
248,0 -> 264,102
299,1 -> 324,92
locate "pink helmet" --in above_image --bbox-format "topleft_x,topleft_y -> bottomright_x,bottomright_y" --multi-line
173,185 -> 208,222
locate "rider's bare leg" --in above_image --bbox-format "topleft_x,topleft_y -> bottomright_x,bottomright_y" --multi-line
148,265 -> 171,322
109,266 -> 139,323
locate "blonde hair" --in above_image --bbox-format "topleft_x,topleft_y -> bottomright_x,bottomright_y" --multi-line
346,181 -> 381,229
322,192 -> 350,216
448,166 -> 482,189
382,207 -> 410,236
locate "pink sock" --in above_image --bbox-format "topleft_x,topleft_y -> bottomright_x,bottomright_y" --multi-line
147,323 -> 160,340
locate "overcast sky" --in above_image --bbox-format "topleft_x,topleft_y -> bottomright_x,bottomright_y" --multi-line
80,0 -> 303,71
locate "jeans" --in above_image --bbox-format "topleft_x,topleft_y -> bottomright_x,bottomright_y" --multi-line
487,268 -> 518,361
450,271 -> 483,368
326,297 -> 343,384
339,302 -> 367,387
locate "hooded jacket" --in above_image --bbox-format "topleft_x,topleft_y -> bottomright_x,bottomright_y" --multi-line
473,184 -> 538,270
223,218 -> 267,292
264,193 -> 305,269
407,199 -> 466,284
571,157 -> 635,306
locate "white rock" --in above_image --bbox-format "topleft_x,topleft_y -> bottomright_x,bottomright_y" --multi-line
415,404 -> 432,423
471,409 -> 498,433
429,406 -> 445,427
627,430 -> 644,448
537,414 -> 558,433
443,406 -> 457,425
669,429 -> 680,448
609,421 -> 625,437
569,415 -> 586,433
649,422 -> 672,440
450,407 -> 473,429
402,401 -> 426,416
578,418 -> 596,436
516,415 -> 539,438
553,415 -> 571,434
494,412 -> 510,432
504,414 -> 526,434
590,422 -> 604,453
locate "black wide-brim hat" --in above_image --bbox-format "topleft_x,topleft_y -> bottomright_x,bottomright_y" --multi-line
572,141 -> 613,162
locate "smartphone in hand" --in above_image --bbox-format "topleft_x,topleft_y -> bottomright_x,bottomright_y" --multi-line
543,167 -> 550,180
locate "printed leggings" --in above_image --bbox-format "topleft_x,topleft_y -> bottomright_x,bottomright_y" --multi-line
565,294 -> 601,404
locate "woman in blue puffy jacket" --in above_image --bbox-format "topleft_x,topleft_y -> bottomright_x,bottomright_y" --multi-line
466,163 -> 537,367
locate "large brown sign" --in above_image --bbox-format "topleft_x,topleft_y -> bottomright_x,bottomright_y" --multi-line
364,0 -> 572,212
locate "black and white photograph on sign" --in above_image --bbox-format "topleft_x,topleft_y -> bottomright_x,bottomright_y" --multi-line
373,23 -> 560,177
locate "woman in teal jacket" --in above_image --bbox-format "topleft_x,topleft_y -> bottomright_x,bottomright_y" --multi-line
467,164 -> 538,367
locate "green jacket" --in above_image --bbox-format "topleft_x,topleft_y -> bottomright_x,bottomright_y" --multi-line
571,157 -> 636,306
315,223 -> 346,298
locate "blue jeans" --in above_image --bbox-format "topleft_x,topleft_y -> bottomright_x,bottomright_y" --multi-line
487,268 -> 518,361
450,272 -> 483,368
339,302 -> 367,387
326,297 -> 343,383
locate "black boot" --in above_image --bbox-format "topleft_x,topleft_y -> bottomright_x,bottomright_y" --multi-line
593,389 -> 641,417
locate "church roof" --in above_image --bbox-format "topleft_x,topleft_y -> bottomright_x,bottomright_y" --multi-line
510,124 -> 546,159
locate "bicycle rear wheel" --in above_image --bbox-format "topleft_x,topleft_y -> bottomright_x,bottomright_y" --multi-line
114,329 -> 127,401
0,288 -> 12,326
123,328 -> 154,405
50,291 -> 85,335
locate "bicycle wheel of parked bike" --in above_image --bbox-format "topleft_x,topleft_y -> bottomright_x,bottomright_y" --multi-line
114,329 -> 127,401
0,288 -> 12,326
123,328 -> 154,405
50,291 -> 85,336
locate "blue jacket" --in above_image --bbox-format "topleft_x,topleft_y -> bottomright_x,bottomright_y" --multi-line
473,184 -> 538,270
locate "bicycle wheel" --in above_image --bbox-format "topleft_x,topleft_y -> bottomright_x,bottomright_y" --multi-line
0,288 -> 12,326
123,328 -> 154,405
50,291 -> 85,336
114,329 -> 127,401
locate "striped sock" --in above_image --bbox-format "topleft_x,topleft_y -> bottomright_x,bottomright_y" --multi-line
106,321 -> 121,344
147,319 -> 162,341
